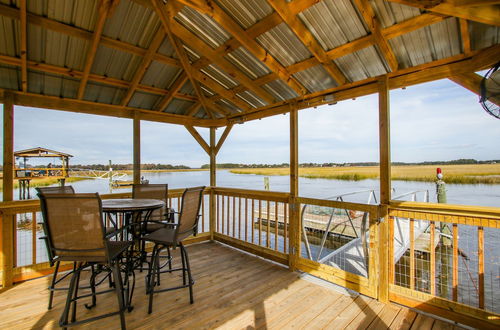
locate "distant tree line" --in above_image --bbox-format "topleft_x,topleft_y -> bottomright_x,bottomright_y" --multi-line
201,159 -> 499,169
70,163 -> 191,171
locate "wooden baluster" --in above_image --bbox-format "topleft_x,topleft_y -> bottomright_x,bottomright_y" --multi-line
232,196 -> 236,238
227,195 -> 230,236
410,218 -> 415,290
32,212 -> 37,265
258,200 -> 262,246
13,214 -> 17,268
275,202 -> 279,251
244,198 -> 248,242
430,221 -> 436,295
266,200 -> 271,248
238,197 -> 241,240
284,203 -> 287,254
201,194 -> 205,232
221,194 -> 225,234
452,223 -> 458,301
251,199 -> 255,244
216,194 -> 220,233
389,216 -> 394,285
478,226 -> 485,309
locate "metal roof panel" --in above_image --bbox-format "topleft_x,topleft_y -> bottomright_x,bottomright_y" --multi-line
224,46 -> 271,79
216,0 -> 273,29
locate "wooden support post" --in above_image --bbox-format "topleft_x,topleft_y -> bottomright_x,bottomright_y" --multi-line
1,92 -> 15,287
289,105 -> 300,270
378,75 -> 391,303
133,112 -> 141,184
209,127 -> 216,240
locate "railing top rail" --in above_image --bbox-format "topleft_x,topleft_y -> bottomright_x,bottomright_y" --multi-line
389,200 -> 500,219
212,187 -> 290,201
297,196 -> 378,214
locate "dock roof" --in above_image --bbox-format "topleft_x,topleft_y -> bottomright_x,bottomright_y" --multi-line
14,147 -> 73,159
0,0 -> 498,127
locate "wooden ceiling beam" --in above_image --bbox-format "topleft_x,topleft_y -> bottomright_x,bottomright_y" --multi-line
450,0 -> 500,7
449,72 -> 483,96
0,4 -> 181,69
156,72 -> 189,111
459,19 -> 472,54
352,0 -> 399,72
3,89 -> 226,127
176,0 -> 307,95
152,0 -> 217,119
215,124 -> 233,155
19,0 -> 27,92
169,13 -> 275,104
268,0 -> 348,86
0,54 -> 196,101
386,0 -> 500,26
120,29 -> 165,106
77,0 -> 114,100
184,125 -> 211,154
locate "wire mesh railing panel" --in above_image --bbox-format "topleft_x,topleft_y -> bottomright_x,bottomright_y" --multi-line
15,211 -> 48,267
389,209 -> 500,316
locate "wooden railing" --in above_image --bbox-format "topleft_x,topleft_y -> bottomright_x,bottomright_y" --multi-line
1,187 -> 499,328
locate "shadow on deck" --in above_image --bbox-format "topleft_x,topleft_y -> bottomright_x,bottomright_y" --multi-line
0,242 -> 465,329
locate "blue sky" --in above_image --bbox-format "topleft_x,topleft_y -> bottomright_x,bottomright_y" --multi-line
1,78 -> 499,167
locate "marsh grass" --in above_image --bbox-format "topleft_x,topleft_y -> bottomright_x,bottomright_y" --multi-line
230,164 -> 500,184
0,177 -> 88,191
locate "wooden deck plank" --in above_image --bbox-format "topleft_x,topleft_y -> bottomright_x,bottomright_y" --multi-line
0,242 -> 459,330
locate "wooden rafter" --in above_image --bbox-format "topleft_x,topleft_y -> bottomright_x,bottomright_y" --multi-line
215,124 -> 233,155
268,0 -> 348,86
352,0 -> 399,72
120,29 -> 165,106
0,4 -> 181,69
387,0 -> 500,26
176,0 -> 307,96
20,0 -> 27,92
77,0 -> 114,100
166,7 -> 276,104
449,72 -> 483,97
459,19 -> 472,54
151,0 -> 218,119
156,72 -> 189,111
450,0 -> 500,7
0,54 -> 196,102
185,102 -> 202,117
184,125 -> 211,154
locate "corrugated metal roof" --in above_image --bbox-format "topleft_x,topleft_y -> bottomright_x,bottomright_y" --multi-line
293,65 -> 337,92
216,0 -> 273,29
91,45 -> 141,81
299,0 -> 369,50
142,61 -> 182,90
470,21 -> 500,51
165,98 -> 195,115
256,23 -> 312,67
216,98 -> 241,114
85,82 -> 126,105
201,64 -> 240,89
28,0 -> 99,32
262,79 -> 298,102
180,81 -> 195,96
27,71 -> 79,98
236,90 -> 266,108
175,5 -> 231,49
389,18 -> 461,68
224,47 -> 271,79
335,46 -> 388,82
128,91 -> 161,109
103,0 -> 160,48
0,15 -> 18,57
0,64 -> 19,90
371,0 -> 421,28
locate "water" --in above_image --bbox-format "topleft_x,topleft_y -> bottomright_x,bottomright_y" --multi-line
13,169 -> 499,207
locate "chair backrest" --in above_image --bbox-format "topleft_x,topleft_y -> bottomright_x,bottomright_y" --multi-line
132,184 -> 168,221
39,193 -> 107,262
36,185 -> 75,263
36,185 -> 75,195
176,186 -> 205,241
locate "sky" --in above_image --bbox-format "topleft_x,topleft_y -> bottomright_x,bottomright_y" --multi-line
1,78 -> 499,168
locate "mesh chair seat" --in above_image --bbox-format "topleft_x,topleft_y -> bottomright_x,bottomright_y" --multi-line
56,241 -> 132,263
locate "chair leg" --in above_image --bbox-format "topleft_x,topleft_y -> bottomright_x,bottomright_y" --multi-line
111,262 -> 127,330
180,246 -> 186,286
59,266 -> 80,328
148,245 -> 160,314
167,247 -> 172,271
181,244 -> 194,304
85,264 -> 97,309
71,263 -> 82,323
48,260 -> 61,310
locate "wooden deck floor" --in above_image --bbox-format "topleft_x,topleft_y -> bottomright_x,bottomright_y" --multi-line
0,242 -> 465,329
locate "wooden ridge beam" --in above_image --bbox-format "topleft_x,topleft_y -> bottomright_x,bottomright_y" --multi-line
353,0 -> 399,72
0,3 -> 181,69
152,0 -> 218,119
120,29 -> 166,106
168,16 -> 275,105
20,0 -> 27,92
185,125 -> 211,154
77,0 -> 114,100
156,72 -> 188,111
268,0 -> 348,85
215,124 -> 233,155
177,0 -> 307,95
1,89 -> 225,127
449,72 -> 484,97
386,0 -> 500,26
0,54 -> 196,101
